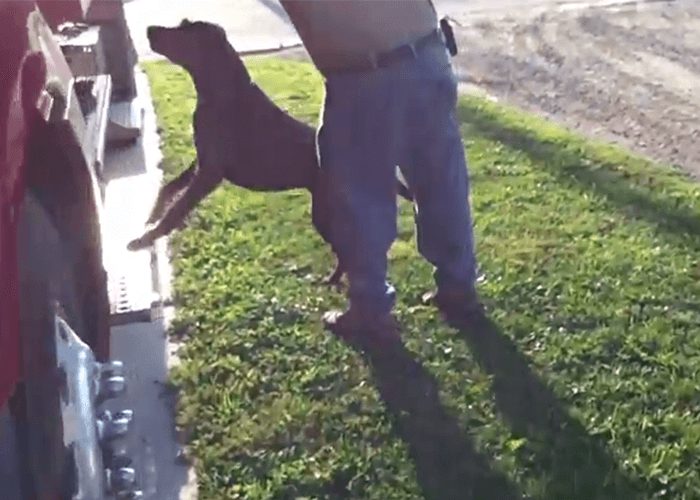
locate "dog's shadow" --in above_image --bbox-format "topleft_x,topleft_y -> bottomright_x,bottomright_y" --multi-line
347,335 -> 522,500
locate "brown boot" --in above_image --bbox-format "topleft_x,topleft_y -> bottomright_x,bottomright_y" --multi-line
422,288 -> 485,328
322,308 -> 401,347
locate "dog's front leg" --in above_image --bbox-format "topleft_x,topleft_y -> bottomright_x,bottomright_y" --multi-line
127,165 -> 223,250
146,160 -> 197,224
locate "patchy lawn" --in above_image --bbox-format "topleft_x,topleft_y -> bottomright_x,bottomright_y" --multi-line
144,57 -> 700,500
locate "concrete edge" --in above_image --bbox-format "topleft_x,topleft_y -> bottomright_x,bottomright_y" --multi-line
139,42 -> 305,63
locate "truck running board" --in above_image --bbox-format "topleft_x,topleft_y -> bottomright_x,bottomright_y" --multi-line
102,70 -> 168,327
108,98 -> 144,145
76,74 -> 113,187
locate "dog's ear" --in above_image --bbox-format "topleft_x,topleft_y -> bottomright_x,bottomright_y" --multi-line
180,18 -> 193,28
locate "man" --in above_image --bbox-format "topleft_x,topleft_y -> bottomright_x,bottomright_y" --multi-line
280,0 -> 482,340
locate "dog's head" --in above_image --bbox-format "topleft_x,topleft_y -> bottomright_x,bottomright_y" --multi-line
147,20 -> 243,75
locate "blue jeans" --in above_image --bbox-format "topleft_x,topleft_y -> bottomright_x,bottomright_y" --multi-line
317,41 -> 477,315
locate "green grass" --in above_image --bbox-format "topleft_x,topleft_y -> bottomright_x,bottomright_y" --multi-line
144,57 -> 700,499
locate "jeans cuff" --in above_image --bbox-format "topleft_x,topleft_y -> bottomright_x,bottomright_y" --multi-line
349,283 -> 396,316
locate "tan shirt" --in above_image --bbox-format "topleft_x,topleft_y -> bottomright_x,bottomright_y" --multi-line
280,0 -> 438,71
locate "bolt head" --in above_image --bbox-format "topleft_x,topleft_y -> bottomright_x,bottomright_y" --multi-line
108,466 -> 136,491
114,409 -> 134,422
117,490 -> 144,500
99,375 -> 127,402
106,449 -> 133,469
100,360 -> 125,377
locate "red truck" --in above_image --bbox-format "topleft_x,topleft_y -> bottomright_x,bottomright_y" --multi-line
1,0 -> 144,497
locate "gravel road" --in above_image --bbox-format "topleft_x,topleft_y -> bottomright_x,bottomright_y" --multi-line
451,0 -> 700,176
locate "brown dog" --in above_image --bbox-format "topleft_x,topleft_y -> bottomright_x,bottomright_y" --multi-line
127,20 -> 411,284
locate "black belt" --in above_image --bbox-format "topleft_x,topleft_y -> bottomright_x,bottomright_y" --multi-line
322,28 -> 445,75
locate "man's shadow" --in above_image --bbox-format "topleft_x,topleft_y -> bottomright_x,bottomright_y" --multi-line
345,335 -> 522,500
344,307 -> 649,499
451,313 -> 646,499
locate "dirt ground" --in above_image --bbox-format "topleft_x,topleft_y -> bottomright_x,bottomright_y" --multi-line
450,0 -> 700,177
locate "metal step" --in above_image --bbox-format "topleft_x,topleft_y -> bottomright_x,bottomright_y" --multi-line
77,74 -> 113,184
101,69 -> 167,327
55,23 -> 107,78
104,177 -> 164,326
107,98 -> 144,145
109,265 -> 156,326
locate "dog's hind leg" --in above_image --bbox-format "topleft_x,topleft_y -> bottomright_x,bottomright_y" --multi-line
325,259 -> 345,287
127,166 -> 223,251
146,160 -> 197,224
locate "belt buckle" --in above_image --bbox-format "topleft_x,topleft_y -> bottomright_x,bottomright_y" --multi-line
367,40 -> 417,71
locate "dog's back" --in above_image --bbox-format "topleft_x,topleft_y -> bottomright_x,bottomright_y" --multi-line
228,83 -> 319,191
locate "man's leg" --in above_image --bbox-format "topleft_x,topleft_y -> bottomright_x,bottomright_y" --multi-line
399,55 -> 481,322
317,73 -> 402,336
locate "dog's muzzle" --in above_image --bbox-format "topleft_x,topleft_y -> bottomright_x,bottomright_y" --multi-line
146,26 -> 166,45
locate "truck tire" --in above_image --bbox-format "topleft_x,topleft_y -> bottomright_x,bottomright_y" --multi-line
10,192 -> 85,500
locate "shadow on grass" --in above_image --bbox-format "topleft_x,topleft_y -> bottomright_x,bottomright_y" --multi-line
455,314 -> 645,499
460,104 -> 700,250
347,336 -> 522,500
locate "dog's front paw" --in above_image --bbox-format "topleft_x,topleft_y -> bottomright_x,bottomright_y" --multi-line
126,237 -> 148,251
127,231 -> 155,251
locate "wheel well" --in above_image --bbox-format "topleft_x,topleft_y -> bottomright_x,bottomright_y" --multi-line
14,191 -> 75,499
23,116 -> 110,360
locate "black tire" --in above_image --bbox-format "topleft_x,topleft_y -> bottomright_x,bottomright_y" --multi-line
10,192 -> 84,500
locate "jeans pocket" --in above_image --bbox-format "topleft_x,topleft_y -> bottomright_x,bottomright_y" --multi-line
432,70 -> 459,113
446,69 -> 459,110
